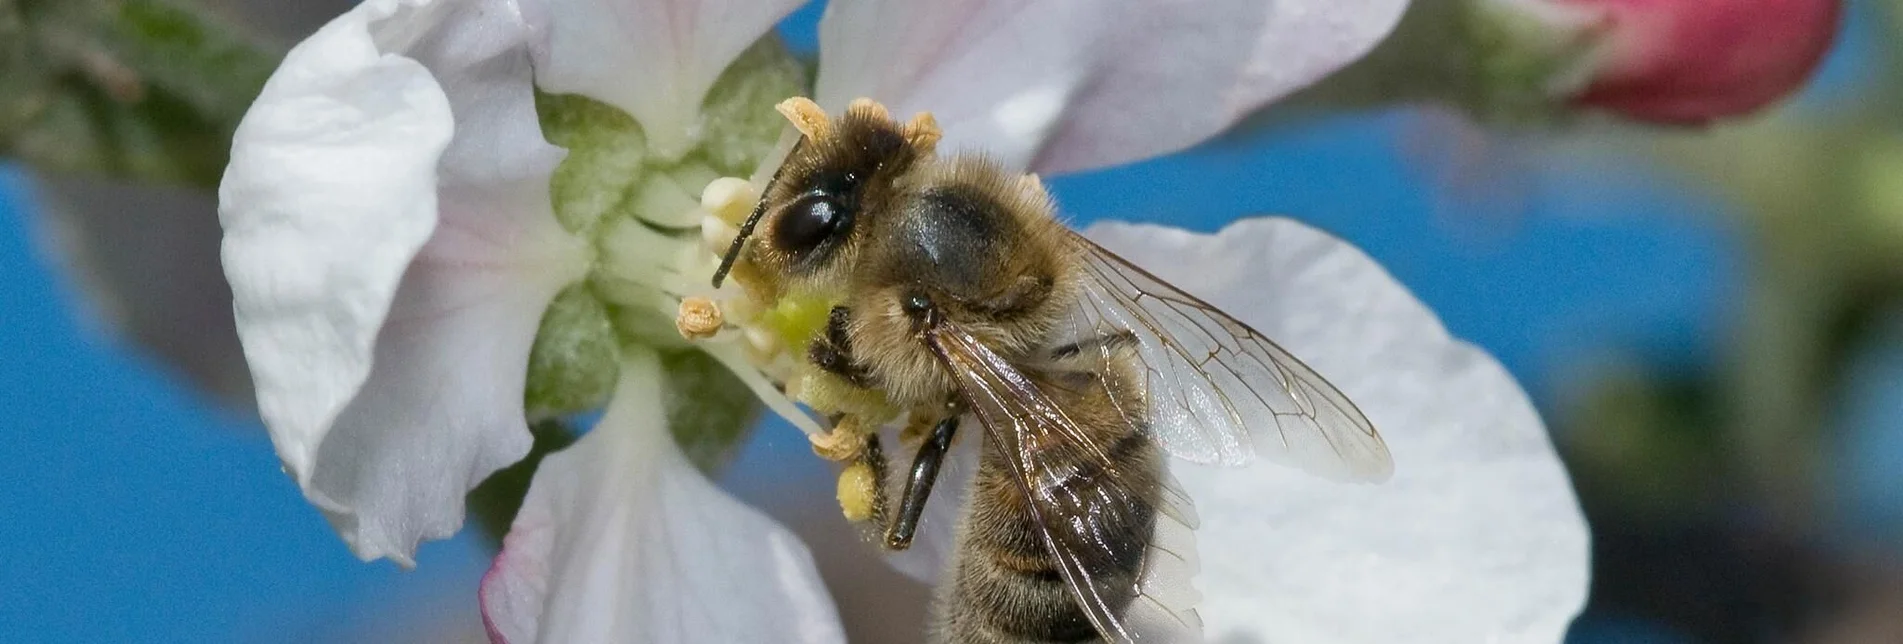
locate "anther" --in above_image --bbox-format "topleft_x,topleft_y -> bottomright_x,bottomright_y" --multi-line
675,296 -> 724,340
700,177 -> 758,226
700,214 -> 739,253
776,97 -> 832,140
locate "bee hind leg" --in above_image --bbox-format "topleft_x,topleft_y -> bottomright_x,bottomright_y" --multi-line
834,431 -> 890,525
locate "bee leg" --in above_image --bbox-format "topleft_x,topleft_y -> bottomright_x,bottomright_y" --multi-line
809,306 -> 875,387
884,415 -> 959,551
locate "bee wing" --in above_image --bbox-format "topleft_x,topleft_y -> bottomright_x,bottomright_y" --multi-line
925,321 -> 1203,643
1063,234 -> 1394,481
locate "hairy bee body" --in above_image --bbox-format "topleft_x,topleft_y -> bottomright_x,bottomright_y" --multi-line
718,96 -> 1392,644
938,363 -> 1164,644
731,99 -> 1168,642
831,150 -> 1162,644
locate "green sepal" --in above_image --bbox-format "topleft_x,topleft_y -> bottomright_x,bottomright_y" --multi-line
697,35 -> 808,177
661,349 -> 763,473
524,283 -> 621,420
538,90 -> 650,235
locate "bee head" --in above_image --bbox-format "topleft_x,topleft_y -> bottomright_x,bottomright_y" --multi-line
721,97 -> 941,298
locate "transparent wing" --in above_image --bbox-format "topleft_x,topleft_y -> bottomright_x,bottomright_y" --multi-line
1063,234 -> 1394,481
926,321 -> 1202,643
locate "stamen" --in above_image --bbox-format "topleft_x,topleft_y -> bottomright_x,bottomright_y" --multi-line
700,215 -> 739,254
905,111 -> 942,153
721,292 -> 760,324
744,326 -> 782,359
776,97 -> 832,140
598,218 -> 685,289
698,343 -> 824,436
675,296 -> 724,340
631,173 -> 703,228
700,177 -> 760,225
847,97 -> 891,122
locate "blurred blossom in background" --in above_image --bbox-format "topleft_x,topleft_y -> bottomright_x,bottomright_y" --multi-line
4,0 -> 1898,642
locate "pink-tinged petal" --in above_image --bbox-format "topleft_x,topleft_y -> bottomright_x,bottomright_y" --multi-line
1087,218 -> 1589,643
481,351 -> 848,644
521,0 -> 806,157
1562,0 -> 1842,124
219,0 -> 583,564
815,0 -> 1408,173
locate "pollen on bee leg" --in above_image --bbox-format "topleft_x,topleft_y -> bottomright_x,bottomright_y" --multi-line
776,97 -> 832,140
836,462 -> 878,522
675,296 -> 724,340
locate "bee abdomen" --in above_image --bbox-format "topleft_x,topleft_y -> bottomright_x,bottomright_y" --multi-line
936,431 -> 1162,644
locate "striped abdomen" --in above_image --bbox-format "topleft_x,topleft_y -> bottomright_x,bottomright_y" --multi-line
933,368 -> 1164,644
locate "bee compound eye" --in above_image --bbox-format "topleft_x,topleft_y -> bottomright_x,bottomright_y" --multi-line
774,193 -> 845,253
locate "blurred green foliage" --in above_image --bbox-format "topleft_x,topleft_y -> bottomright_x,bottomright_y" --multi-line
1553,3 -> 1903,640
0,0 -> 277,187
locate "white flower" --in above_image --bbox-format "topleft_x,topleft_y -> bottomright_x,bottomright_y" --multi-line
216,0 -> 1589,642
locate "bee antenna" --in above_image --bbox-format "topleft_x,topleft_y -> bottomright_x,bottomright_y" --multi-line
712,136 -> 806,288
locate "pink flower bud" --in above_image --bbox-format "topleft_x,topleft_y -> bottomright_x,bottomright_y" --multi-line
1566,0 -> 1843,124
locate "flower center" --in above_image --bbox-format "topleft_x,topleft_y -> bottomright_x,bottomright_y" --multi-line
520,37 -> 806,424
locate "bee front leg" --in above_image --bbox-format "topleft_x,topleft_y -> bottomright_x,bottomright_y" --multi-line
808,305 -> 874,387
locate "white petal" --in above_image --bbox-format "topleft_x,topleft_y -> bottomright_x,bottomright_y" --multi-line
814,0 -> 1098,169
219,0 -> 581,564
522,0 -> 806,158
1086,218 -> 1589,643
815,0 -> 1407,173
480,350 -> 848,644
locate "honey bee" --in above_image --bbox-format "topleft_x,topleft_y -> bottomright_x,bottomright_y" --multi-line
709,97 -> 1394,643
